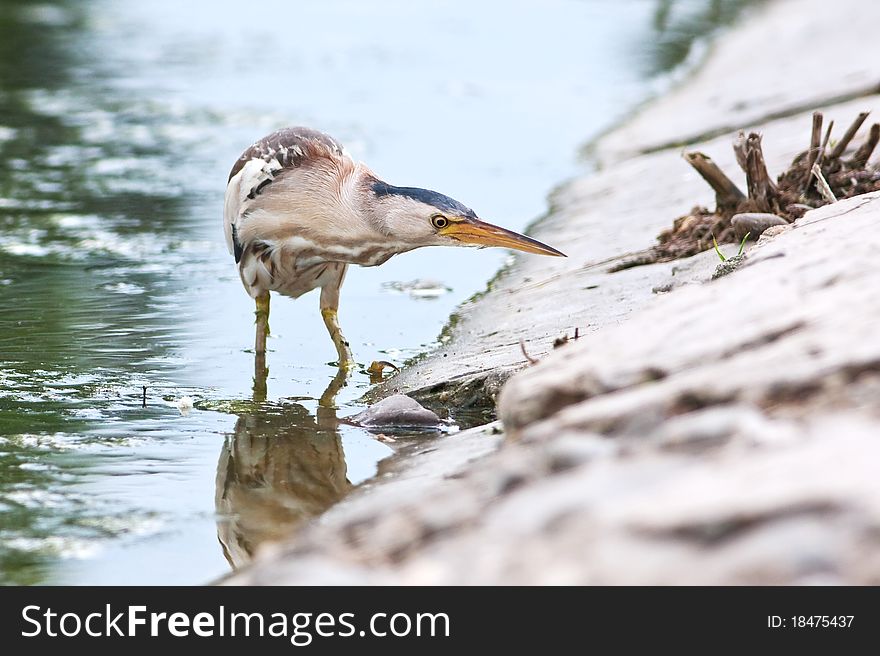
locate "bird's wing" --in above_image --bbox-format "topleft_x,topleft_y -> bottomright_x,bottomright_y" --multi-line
227,127 -> 346,184
223,127 -> 349,261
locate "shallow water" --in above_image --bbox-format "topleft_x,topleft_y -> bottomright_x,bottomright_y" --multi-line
0,0 -> 744,584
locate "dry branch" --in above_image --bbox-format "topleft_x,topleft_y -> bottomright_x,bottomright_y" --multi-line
803,111 -> 823,190
617,110 -> 880,270
850,123 -> 879,168
733,131 -> 748,172
811,164 -> 837,203
814,120 -> 834,171
682,152 -> 745,210
829,111 -> 869,159
744,133 -> 778,213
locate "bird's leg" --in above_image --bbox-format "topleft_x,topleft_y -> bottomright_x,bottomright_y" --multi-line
320,308 -> 354,369
317,366 -> 348,414
251,292 -> 270,402
319,276 -> 354,370
254,291 -> 270,355
252,350 -> 268,403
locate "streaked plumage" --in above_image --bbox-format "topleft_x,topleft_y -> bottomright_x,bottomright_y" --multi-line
224,126 -> 564,369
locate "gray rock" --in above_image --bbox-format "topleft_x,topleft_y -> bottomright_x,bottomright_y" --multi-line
711,253 -> 745,279
730,213 -> 788,239
351,394 -> 440,428
757,224 -> 790,244
500,192 -> 880,436
224,188 -> 880,585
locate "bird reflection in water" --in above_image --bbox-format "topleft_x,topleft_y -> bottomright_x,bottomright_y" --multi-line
215,356 -> 352,569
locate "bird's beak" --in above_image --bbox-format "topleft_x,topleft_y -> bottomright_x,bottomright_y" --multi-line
440,218 -> 566,257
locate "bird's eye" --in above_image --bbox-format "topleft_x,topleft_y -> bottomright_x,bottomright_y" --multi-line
431,215 -> 449,229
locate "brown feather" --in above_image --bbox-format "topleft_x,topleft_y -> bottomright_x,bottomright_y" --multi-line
227,127 -> 346,182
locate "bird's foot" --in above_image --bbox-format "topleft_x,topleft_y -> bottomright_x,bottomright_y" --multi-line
331,343 -> 355,372
321,307 -> 355,371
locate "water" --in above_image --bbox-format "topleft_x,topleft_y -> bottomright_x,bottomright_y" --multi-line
0,0 -> 746,585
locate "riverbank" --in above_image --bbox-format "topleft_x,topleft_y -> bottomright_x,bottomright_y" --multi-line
224,0 -> 880,584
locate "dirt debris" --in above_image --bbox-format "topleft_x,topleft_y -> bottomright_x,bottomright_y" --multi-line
615,111 -> 880,270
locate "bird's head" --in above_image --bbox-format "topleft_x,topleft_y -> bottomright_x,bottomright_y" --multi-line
367,180 -> 565,257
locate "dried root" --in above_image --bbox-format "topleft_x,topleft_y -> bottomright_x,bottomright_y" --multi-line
615,111 -> 880,270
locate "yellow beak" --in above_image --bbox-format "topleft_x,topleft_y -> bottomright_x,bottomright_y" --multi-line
439,219 -> 566,257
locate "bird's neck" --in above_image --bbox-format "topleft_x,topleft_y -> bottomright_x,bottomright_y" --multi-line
290,160 -> 383,242
349,170 -> 401,236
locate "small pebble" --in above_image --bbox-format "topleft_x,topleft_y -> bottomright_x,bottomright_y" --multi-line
731,213 -> 788,240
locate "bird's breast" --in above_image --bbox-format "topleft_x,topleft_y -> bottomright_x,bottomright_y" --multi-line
251,238 -> 397,300
274,235 -> 401,268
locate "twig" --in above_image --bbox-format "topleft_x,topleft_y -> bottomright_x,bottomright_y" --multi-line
803,111 -> 823,190
811,164 -> 837,203
850,123 -> 880,168
682,151 -> 746,211
829,111 -> 869,159
744,133 -> 778,212
519,339 -> 540,365
733,131 -> 748,172
814,119 -> 834,170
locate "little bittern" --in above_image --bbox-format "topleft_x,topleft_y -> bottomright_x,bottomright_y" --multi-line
224,127 -> 564,369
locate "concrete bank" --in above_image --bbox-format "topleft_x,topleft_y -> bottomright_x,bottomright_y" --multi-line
224,0 -> 880,584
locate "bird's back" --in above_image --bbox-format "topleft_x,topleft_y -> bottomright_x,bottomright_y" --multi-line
224,127 -> 357,299
226,127 -> 347,186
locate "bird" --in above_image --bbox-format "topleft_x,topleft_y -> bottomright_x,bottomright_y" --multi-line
224,126 -> 564,370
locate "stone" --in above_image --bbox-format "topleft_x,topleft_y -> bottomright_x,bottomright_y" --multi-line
227,192 -> 880,584
499,192 -> 880,436
730,213 -> 788,239
351,394 -> 440,428
711,253 -> 745,279
757,224 -> 791,244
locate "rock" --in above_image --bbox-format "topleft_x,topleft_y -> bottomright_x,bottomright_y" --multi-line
730,213 -> 788,239
500,192 -> 880,437
225,194 -> 880,584
711,253 -> 746,279
652,405 -> 799,451
351,394 -> 441,428
757,224 -> 791,244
